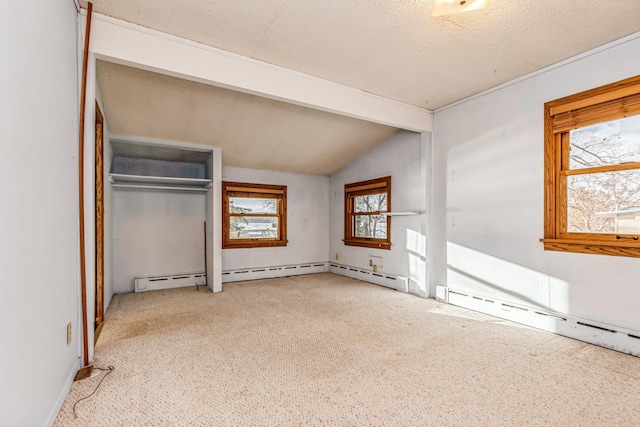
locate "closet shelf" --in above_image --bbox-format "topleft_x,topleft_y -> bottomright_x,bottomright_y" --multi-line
109,173 -> 212,192
111,183 -> 209,192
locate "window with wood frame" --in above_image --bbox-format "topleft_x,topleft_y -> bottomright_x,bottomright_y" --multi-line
344,176 -> 391,250
222,181 -> 287,249
542,75 -> 640,257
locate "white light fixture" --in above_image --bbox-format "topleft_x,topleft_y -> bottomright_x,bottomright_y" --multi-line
431,0 -> 487,17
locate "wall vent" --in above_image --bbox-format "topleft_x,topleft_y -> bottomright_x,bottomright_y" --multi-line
134,272 -> 205,292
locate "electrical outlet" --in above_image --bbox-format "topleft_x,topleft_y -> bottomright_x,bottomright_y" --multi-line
369,255 -> 383,269
67,323 -> 72,345
335,253 -> 339,260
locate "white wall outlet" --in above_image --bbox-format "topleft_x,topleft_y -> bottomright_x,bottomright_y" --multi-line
66,323 -> 72,345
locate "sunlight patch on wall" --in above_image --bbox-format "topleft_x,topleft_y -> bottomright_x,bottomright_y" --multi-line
406,229 -> 427,294
447,242 -> 569,313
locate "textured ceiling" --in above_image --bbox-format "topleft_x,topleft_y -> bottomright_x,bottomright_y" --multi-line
97,61 -> 397,175
88,0 -> 640,175
85,0 -> 640,109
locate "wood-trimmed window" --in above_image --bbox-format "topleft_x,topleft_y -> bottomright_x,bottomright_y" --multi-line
344,176 -> 391,250
222,181 -> 287,249
542,75 -> 640,257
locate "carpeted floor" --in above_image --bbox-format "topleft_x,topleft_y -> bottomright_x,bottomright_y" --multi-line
54,273 -> 640,426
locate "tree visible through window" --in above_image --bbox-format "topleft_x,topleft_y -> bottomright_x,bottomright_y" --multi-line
344,176 -> 391,250
542,75 -> 640,257
223,182 -> 287,249
567,117 -> 640,234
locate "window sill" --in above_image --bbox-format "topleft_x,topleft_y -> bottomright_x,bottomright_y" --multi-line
223,240 -> 288,249
540,238 -> 640,257
344,239 -> 391,250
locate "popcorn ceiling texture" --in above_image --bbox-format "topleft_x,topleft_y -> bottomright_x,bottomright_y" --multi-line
96,61 -> 397,175
84,0 -> 640,109
55,273 -> 640,426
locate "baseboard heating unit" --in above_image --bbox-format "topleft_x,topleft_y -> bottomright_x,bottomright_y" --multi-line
446,287 -> 640,357
330,263 -> 405,292
134,272 -> 206,292
222,262 -> 329,283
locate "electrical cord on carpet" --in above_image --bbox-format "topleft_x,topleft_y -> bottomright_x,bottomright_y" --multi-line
72,366 -> 115,419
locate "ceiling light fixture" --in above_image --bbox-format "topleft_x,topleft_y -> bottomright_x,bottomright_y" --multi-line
431,0 -> 487,17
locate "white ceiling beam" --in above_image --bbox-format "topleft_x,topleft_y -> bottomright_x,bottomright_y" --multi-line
85,12 -> 432,132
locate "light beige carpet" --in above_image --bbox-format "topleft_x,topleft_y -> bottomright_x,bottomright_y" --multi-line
55,273 -> 640,426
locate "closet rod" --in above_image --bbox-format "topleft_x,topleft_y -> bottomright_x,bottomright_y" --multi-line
112,183 -> 209,192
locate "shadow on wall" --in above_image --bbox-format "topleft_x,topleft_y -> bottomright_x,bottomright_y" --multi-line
447,242 -> 569,315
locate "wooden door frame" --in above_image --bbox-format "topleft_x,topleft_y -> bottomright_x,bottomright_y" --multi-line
94,102 -> 105,343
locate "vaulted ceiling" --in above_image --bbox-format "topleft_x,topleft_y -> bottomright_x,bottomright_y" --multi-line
87,0 -> 640,174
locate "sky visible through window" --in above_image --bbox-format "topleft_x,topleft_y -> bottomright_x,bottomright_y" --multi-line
230,197 -> 276,214
570,115 -> 640,169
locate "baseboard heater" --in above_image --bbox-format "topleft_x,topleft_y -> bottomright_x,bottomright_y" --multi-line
443,287 -> 640,357
330,262 -> 405,292
134,272 -> 206,292
222,262 -> 329,283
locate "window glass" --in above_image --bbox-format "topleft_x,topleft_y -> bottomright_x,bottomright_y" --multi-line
229,197 -> 277,214
569,115 -> 640,170
354,215 -> 387,239
354,193 -> 387,213
567,170 -> 640,233
229,217 -> 279,239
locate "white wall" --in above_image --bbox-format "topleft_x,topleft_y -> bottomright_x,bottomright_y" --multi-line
222,167 -> 330,270
329,131 -> 428,294
113,191 -> 206,293
435,34 -> 640,331
0,1 -> 80,425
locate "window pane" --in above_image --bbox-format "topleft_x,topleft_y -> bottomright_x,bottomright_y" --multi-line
354,193 -> 387,213
569,115 -> 640,170
229,216 -> 278,239
229,197 -> 277,214
354,215 -> 387,238
567,170 -> 640,233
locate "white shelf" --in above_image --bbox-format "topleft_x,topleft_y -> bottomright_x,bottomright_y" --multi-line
112,183 -> 209,193
381,211 -> 422,216
110,173 -> 211,186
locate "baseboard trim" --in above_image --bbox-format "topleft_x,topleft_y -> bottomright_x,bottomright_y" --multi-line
446,287 -> 640,357
45,358 -> 81,427
222,262 -> 329,283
